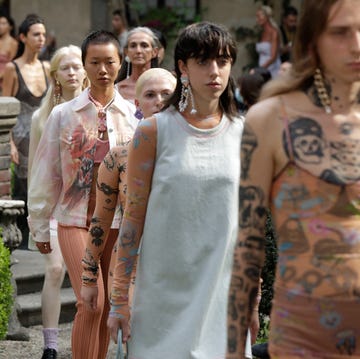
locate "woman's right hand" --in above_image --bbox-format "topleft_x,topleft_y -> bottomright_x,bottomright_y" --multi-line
81,285 -> 98,311
108,311 -> 131,344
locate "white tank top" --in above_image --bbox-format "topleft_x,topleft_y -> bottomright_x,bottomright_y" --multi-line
128,106 -> 243,358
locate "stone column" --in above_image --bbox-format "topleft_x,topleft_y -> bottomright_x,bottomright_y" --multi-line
0,97 -> 29,341
0,97 -> 19,199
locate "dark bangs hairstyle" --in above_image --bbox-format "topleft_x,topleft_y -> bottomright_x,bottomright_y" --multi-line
166,21 -> 238,120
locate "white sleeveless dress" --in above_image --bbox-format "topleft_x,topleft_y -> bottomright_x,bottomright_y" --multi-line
127,106 -> 243,359
256,41 -> 281,78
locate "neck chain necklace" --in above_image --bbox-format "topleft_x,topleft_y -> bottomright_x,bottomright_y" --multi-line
88,89 -> 114,139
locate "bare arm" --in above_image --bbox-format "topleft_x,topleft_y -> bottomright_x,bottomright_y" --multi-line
2,61 -> 16,96
28,110 -> 42,181
227,102 -> 276,358
3,62 -> 18,163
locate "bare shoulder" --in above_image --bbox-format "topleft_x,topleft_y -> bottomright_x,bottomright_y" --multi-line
42,60 -> 50,75
2,61 -> 17,96
247,91 -> 307,125
246,96 -> 282,129
3,60 -> 16,79
137,116 -> 157,135
132,116 -> 158,149
244,95 -> 287,160
4,60 -> 16,73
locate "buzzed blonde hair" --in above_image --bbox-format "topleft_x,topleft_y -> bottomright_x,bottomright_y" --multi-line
135,68 -> 176,98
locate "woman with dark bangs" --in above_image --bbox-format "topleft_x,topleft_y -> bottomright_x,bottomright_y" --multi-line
100,21 -> 245,358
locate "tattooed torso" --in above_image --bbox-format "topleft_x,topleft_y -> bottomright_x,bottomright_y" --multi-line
229,86 -> 360,357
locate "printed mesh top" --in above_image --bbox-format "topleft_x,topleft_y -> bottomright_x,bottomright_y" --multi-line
268,109 -> 360,358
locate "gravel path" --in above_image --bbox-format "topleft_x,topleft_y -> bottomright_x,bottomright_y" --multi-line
0,322 -> 118,358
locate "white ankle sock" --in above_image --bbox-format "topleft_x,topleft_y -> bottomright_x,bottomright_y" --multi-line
43,328 -> 59,351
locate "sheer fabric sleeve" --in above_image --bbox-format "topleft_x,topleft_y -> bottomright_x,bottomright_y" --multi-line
109,117 -> 157,318
28,109 -> 43,184
27,108 -> 62,243
81,145 -> 128,286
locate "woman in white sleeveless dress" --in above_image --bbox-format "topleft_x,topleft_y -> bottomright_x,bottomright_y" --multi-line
255,5 -> 281,78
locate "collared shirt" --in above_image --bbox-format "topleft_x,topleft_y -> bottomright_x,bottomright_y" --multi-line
28,88 -> 138,242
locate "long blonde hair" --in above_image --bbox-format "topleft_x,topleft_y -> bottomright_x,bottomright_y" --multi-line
35,45 -> 87,132
260,0 -> 338,100
258,5 -> 279,30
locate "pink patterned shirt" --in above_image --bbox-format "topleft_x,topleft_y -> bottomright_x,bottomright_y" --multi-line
28,89 -> 138,242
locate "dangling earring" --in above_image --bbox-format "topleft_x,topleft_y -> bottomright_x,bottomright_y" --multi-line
178,74 -> 197,115
314,68 -> 332,114
125,55 -> 131,79
53,80 -> 62,106
134,107 -> 143,120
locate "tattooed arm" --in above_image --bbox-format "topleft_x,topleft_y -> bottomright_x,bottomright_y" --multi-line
81,145 -> 128,308
107,117 -> 157,343
227,100 -> 278,358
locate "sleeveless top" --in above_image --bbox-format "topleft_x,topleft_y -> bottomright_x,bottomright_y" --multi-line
268,109 -> 360,358
127,107 -> 243,359
255,41 -> 281,78
12,61 -> 48,178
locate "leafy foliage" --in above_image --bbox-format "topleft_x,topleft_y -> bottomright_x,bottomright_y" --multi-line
258,212 -> 277,341
131,0 -> 202,41
139,7 -> 192,39
0,236 -> 13,339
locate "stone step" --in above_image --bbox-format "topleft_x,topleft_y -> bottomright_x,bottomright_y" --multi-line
17,287 -> 76,327
11,249 -> 77,327
15,271 -> 72,296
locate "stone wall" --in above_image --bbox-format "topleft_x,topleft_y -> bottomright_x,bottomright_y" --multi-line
0,98 -> 20,199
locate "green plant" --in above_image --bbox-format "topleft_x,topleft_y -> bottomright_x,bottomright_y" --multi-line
0,235 -> 13,339
257,211 -> 277,342
130,0 -> 202,41
139,7 -> 191,39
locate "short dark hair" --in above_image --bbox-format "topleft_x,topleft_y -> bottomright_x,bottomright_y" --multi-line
112,9 -> 124,18
81,30 -> 121,65
0,12 -> 16,37
283,6 -> 298,18
18,14 -> 44,36
239,73 -> 266,107
150,28 -> 167,50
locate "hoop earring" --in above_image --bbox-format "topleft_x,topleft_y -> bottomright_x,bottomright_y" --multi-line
53,80 -> 62,106
314,68 -> 331,114
125,55 -> 131,79
178,74 -> 197,115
